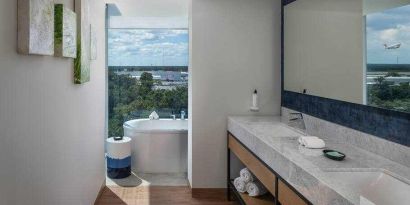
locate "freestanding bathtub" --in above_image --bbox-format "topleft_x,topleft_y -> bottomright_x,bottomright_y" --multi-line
123,119 -> 188,173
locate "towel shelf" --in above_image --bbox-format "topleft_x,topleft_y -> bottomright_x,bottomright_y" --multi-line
228,132 -> 311,205
229,180 -> 275,205
228,134 -> 277,196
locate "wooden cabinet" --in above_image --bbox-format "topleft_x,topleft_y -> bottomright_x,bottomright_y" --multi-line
228,133 -> 311,205
228,134 -> 276,196
278,180 -> 308,205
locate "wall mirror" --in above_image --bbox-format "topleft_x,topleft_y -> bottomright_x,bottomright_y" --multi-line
284,0 -> 410,113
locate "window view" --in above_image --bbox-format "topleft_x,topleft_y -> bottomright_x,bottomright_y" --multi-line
108,29 -> 188,136
366,5 -> 410,112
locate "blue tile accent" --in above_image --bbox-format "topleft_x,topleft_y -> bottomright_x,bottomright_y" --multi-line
283,0 -> 297,6
282,91 -> 410,147
107,156 -> 131,169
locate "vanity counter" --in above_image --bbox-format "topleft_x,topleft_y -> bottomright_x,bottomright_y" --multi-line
228,116 -> 410,205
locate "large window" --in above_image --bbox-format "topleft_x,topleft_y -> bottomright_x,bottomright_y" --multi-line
108,29 -> 188,136
366,5 -> 410,112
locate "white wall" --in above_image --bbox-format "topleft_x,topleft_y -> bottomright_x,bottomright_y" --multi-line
106,0 -> 189,17
188,0 -> 194,186
189,0 -> 282,188
284,0 -> 364,104
0,0 -> 106,204
364,0 -> 410,15
106,0 -> 189,29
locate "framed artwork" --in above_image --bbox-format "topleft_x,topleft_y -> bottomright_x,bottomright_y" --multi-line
90,24 -> 97,60
74,0 -> 90,84
18,0 -> 54,55
54,4 -> 76,58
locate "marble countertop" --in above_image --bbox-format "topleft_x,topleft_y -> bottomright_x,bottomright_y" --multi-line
228,116 -> 410,205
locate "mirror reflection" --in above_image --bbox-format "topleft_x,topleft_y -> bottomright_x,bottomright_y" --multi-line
284,0 -> 410,113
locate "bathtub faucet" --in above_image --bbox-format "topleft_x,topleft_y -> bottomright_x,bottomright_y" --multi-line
170,114 -> 176,120
181,111 -> 185,120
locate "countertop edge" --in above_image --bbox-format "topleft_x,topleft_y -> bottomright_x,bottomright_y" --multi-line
227,116 -> 355,205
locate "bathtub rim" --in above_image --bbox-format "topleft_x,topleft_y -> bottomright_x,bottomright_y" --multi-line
123,118 -> 188,134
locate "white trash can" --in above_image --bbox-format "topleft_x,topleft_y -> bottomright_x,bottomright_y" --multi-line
106,137 -> 131,179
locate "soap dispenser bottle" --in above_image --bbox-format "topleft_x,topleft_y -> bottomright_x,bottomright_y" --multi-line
251,89 -> 259,112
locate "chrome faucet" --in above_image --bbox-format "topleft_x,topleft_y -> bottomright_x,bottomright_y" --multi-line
180,111 -> 185,120
289,112 -> 303,121
170,114 -> 176,120
288,112 -> 306,132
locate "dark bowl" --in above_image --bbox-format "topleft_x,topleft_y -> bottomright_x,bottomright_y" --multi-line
323,149 -> 346,161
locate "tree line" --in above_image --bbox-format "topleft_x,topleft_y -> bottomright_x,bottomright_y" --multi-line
368,72 -> 410,112
108,71 -> 188,136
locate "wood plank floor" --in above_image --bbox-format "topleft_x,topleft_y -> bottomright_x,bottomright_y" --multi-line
95,186 -> 238,205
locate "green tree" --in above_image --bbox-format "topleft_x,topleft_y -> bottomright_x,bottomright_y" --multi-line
368,74 -> 410,113
108,70 -> 189,137
139,72 -> 154,97
386,71 -> 401,77
373,77 -> 392,100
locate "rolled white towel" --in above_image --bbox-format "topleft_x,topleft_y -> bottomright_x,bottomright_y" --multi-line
298,136 -> 318,145
149,111 -> 159,120
298,145 -> 323,156
298,136 -> 325,149
234,177 -> 247,193
240,168 -> 254,183
304,138 -> 325,149
246,180 -> 268,197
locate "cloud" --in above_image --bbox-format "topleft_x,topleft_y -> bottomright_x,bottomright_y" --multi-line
380,28 -> 399,42
108,29 -> 188,66
366,4 -> 410,64
138,42 -> 188,56
367,4 -> 410,31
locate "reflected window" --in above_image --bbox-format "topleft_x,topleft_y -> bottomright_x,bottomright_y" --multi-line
366,5 -> 410,112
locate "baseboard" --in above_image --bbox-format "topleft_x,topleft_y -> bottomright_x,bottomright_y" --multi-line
93,179 -> 106,205
191,188 -> 228,201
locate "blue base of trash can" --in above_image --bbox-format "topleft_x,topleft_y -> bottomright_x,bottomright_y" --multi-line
107,156 -> 131,179
107,166 -> 131,179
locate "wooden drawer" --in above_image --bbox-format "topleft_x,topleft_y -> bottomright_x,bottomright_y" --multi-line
228,134 -> 276,196
278,180 -> 308,205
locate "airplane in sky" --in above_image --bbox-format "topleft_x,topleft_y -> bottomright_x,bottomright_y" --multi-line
384,43 -> 401,49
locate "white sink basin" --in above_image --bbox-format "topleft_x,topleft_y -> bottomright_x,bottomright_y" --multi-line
324,170 -> 410,205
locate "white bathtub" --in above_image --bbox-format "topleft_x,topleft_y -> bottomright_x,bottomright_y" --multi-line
124,119 -> 188,173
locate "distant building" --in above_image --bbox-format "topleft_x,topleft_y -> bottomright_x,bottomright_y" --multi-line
130,75 -> 161,80
115,70 -> 188,82
367,76 -> 410,85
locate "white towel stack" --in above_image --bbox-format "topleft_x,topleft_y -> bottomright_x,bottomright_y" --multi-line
233,168 -> 267,197
298,136 -> 326,149
233,177 -> 247,193
240,168 -> 254,183
246,180 -> 268,197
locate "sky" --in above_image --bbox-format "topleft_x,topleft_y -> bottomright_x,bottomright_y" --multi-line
108,29 -> 188,66
107,4 -> 410,66
367,4 -> 410,64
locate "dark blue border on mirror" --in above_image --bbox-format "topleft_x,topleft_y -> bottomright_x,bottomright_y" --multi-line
283,0 -> 297,5
283,91 -> 410,147
280,0 -> 410,147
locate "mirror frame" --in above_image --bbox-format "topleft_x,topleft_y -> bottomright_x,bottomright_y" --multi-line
280,0 -> 410,147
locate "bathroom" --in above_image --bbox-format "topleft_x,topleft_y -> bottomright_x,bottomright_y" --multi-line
105,1 -> 190,186
0,0 -> 409,205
